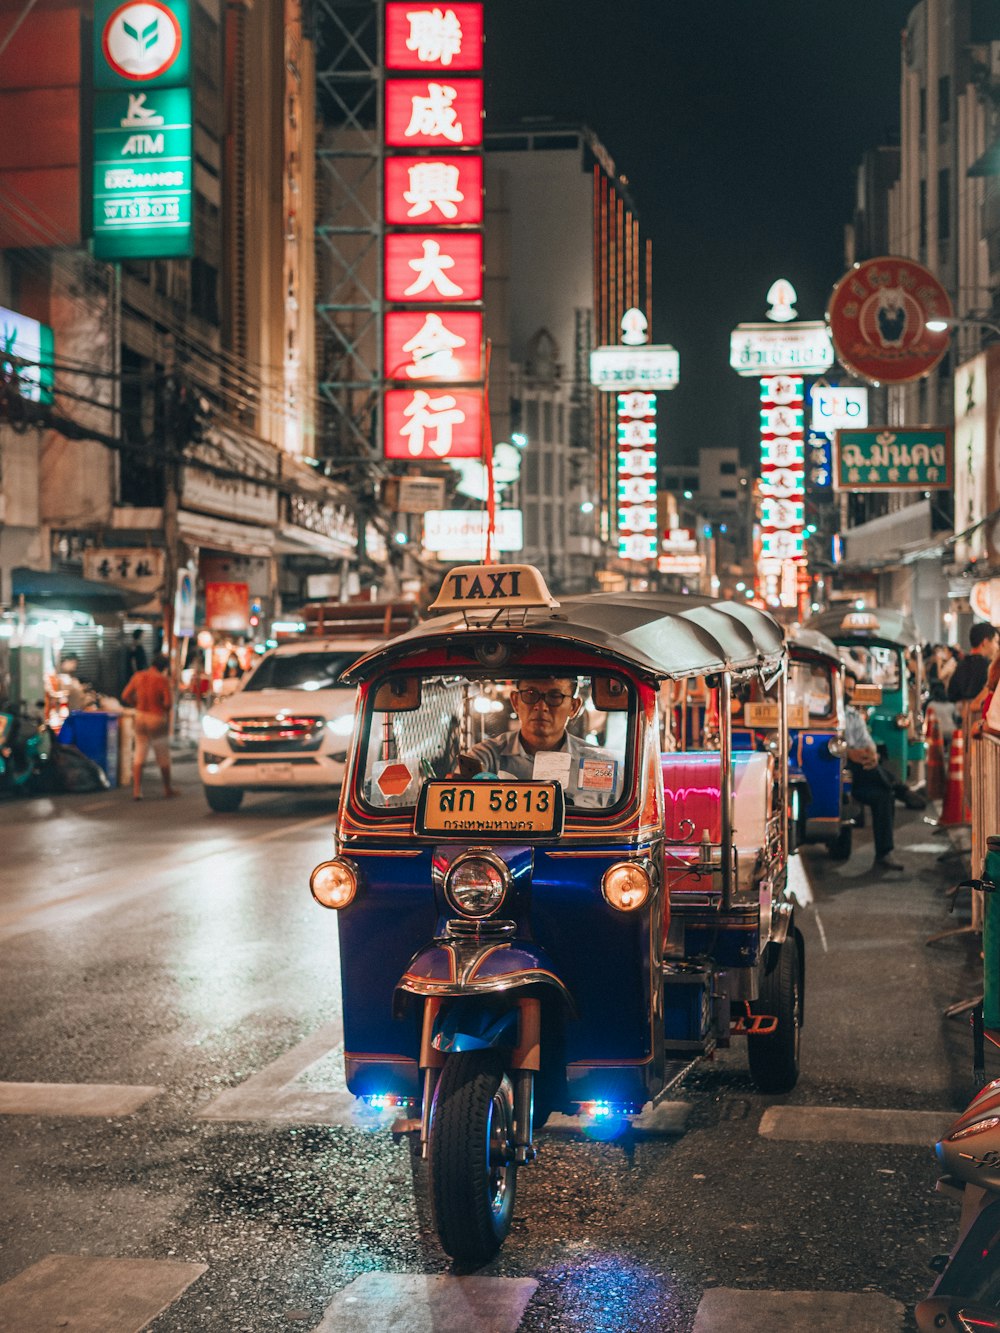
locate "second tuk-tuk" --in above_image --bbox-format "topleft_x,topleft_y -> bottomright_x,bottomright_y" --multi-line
787,628 -> 854,859
805,607 -> 925,783
309,566 -> 803,1262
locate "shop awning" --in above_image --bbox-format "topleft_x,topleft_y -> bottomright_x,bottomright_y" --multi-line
11,567 -> 148,613
176,510 -> 275,557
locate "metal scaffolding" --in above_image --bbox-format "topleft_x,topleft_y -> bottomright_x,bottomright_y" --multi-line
312,0 -> 383,478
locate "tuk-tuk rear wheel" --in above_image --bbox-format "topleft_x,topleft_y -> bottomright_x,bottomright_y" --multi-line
429,1050 -> 518,1263
747,935 -> 802,1094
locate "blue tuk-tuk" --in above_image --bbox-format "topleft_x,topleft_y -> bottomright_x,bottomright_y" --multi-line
787,628 -> 854,859
805,607 -> 925,783
309,565 -> 803,1262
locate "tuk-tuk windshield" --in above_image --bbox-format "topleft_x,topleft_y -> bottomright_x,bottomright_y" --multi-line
839,644 -> 900,692
789,660 -> 834,721
360,670 -> 631,813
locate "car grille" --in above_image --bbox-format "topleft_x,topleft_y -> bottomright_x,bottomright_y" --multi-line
227,716 -> 326,753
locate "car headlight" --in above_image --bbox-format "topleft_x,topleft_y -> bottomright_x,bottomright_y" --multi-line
327,714 -> 356,737
310,858 -> 358,909
201,714 -> 230,741
444,852 -> 510,918
602,861 -> 651,912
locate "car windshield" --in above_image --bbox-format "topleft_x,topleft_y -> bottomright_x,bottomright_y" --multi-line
838,644 -> 900,692
242,651 -> 358,692
360,670 -> 632,813
790,661 -> 834,720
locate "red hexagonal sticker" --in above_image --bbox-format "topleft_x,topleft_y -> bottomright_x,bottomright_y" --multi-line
377,763 -> 413,798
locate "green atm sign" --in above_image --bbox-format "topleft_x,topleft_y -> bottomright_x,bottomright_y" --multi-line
92,86 -> 192,259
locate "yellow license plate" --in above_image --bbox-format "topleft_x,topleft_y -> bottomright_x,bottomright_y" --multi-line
415,780 -> 564,838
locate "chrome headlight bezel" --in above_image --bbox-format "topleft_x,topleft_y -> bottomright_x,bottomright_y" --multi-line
444,849 -> 511,919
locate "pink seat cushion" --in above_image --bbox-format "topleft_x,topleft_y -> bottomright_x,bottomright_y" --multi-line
661,751 -> 723,844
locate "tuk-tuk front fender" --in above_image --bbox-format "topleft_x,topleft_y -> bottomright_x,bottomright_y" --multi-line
394,935 -> 577,1018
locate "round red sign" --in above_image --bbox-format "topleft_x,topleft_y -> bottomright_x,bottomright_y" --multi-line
826,256 -> 952,384
376,763 -> 413,798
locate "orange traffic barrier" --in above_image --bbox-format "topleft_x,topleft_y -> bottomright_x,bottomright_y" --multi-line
925,710 -> 946,802
939,725 -> 968,827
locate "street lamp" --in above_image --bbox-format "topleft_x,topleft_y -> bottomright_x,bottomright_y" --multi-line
925,315 -> 1000,339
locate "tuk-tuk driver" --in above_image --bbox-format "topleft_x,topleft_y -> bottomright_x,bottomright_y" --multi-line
457,676 -> 617,807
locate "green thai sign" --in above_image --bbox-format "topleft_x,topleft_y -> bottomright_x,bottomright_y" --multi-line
834,428 -> 952,492
93,1 -> 191,91
0,306 -> 54,404
91,86 -> 192,260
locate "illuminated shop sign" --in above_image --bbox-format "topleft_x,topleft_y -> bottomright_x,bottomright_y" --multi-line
91,85 -> 192,259
384,154 -> 483,225
810,384 -> 869,430
384,388 -> 483,460
0,305 -> 54,404
385,3 -> 484,71
833,428 -> 952,492
384,231 -> 483,303
758,376 -> 806,608
385,79 -> 483,148
384,310 -> 484,382
590,345 -> 680,391
423,508 -> 523,555
616,390 -> 657,563
730,322 -> 834,377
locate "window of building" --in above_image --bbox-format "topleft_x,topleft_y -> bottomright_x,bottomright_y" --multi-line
720,460 -> 737,474
720,489 -> 737,499
543,401 -> 553,440
919,86 -> 926,135
558,404 -> 565,438
526,399 -> 539,440
938,168 -> 950,241
938,74 -> 950,124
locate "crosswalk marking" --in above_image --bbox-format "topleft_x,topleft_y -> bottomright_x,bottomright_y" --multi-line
0,1082 -> 164,1116
0,1255 -> 207,1333
759,1105 -> 954,1145
197,1020 -> 360,1124
312,1273 -> 539,1333
693,1288 -> 904,1331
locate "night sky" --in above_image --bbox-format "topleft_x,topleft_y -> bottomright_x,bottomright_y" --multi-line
485,0 -> 918,462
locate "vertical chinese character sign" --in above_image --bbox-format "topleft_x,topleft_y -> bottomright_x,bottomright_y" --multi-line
616,392 -> 658,561
759,377 -> 806,608
383,4 -> 484,462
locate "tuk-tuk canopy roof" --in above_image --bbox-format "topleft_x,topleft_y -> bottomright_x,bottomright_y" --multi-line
343,587 -> 785,684
788,627 -> 842,664
805,606 -> 920,649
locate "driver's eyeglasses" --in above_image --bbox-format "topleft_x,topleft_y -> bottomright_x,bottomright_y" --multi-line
518,688 -> 573,707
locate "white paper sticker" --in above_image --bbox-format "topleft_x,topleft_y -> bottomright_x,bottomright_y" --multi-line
532,750 -> 572,786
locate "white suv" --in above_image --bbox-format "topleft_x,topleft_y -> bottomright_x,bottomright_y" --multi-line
197,638 -> 374,812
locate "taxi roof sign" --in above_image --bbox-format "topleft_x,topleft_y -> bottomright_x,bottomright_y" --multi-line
428,564 -> 559,615
840,611 -> 880,633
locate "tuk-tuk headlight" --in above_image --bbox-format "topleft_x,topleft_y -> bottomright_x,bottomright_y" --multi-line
827,737 -> 847,758
310,858 -> 358,909
602,862 -> 651,912
444,852 -> 510,918
895,712 -> 910,729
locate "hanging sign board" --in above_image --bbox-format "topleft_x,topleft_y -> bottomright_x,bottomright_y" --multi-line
827,256 -> 952,384
834,428 -> 952,491
590,345 -> 679,391
730,322 -> 834,377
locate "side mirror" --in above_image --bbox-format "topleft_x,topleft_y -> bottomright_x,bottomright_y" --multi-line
592,675 -> 629,711
373,676 -> 421,711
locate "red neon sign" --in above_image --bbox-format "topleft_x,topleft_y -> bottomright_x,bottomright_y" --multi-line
385,3 -> 483,71
385,310 -> 483,382
384,388 -> 483,460
384,154 -> 483,226
385,231 -> 482,303
385,78 -> 483,148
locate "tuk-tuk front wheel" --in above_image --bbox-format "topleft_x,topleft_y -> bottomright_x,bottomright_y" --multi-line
747,935 -> 802,1094
429,1050 -> 518,1263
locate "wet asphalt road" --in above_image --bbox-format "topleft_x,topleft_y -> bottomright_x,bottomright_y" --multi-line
0,770 -> 988,1331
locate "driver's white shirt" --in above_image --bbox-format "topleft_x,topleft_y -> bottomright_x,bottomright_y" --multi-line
465,730 -> 617,808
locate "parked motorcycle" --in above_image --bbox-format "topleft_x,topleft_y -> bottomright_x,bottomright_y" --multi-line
916,1008 -> 1000,1330
0,704 -> 55,794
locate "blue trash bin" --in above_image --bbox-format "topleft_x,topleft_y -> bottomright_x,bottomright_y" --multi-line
59,711 -> 120,787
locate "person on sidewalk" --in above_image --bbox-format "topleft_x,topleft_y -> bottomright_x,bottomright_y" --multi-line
845,673 -> 902,873
122,653 -> 178,800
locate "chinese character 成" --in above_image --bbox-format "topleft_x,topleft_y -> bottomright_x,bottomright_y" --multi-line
405,8 -> 464,65
401,313 -> 467,378
400,389 -> 466,456
404,238 -> 465,297
403,160 -> 465,219
404,82 -> 465,143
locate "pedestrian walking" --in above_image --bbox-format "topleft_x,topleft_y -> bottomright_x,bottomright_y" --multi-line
948,624 -> 998,818
844,672 -> 902,872
122,653 -> 177,800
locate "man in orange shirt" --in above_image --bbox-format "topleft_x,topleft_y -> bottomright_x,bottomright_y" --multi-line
122,653 -> 178,800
